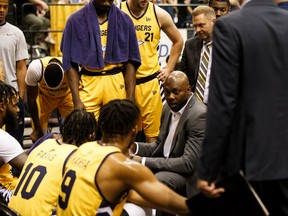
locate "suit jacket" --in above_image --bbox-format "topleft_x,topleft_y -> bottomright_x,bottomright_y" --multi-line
180,36 -> 203,91
137,95 -> 206,196
197,0 -> 288,182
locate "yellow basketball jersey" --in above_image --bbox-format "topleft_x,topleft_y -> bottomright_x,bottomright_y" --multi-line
9,139 -> 77,216
38,57 -> 71,98
82,20 -> 122,72
57,141 -> 126,216
121,2 -> 161,78
0,164 -> 18,191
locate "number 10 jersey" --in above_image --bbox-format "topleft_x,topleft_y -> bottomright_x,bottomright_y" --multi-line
9,139 -> 77,216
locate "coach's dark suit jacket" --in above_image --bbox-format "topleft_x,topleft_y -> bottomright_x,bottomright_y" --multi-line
137,95 -> 206,196
180,36 -> 203,91
197,0 -> 288,182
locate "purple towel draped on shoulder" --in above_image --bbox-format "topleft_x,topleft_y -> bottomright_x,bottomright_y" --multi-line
61,2 -> 141,72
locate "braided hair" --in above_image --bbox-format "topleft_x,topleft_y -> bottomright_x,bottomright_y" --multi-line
61,110 -> 98,147
0,81 -> 18,105
98,99 -> 140,136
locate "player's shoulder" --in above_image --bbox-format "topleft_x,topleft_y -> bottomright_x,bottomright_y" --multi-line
153,3 -> 173,25
153,3 -> 168,16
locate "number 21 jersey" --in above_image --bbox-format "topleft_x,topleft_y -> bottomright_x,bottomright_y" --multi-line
121,1 -> 161,79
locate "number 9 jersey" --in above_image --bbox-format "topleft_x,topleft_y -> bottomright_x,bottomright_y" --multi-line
9,139 -> 77,216
57,141 -> 124,216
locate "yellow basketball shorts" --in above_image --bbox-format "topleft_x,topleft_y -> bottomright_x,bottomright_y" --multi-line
135,78 -> 162,138
79,73 -> 126,119
37,93 -> 74,131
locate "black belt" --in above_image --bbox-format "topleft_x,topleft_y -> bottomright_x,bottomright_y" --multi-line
136,72 -> 159,85
81,67 -> 122,76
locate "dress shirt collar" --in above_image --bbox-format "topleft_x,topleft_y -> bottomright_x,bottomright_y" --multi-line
204,41 -> 212,46
203,41 -> 213,52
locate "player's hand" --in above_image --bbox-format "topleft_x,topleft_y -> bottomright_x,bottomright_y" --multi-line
30,130 -> 44,143
40,1 -> 49,12
157,67 -> 170,82
130,155 -> 142,163
197,179 -> 225,198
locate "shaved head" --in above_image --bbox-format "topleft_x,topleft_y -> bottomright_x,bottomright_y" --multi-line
164,71 -> 191,112
165,71 -> 190,87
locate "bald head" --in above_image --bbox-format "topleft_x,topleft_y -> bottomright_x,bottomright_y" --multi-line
164,71 -> 192,112
165,71 -> 190,87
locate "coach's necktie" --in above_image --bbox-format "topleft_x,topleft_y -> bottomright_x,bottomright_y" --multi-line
195,41 -> 212,103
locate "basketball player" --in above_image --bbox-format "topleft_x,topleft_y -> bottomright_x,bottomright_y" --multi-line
57,99 -> 191,215
9,110 -> 98,215
120,0 -> 183,142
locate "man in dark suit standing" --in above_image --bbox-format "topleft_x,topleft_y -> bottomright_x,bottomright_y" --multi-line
180,6 -> 216,104
197,0 -> 288,215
